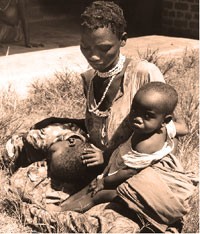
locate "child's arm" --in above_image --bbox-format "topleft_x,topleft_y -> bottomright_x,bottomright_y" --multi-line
94,167 -> 138,193
172,101 -> 189,136
103,167 -> 138,189
91,167 -> 137,195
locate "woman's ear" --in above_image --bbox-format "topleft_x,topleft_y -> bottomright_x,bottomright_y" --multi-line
164,115 -> 173,124
120,32 -> 127,47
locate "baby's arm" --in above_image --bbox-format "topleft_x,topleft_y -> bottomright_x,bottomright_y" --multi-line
172,100 -> 188,136
91,167 -> 137,195
173,115 -> 189,136
103,167 -> 138,189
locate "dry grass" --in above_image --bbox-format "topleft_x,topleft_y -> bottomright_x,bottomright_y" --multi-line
0,48 -> 199,233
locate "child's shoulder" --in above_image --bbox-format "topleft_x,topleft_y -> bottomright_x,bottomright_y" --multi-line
132,127 -> 167,154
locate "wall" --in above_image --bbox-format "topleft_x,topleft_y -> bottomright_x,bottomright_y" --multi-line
162,0 -> 199,39
26,0 -> 199,39
27,0 -> 87,23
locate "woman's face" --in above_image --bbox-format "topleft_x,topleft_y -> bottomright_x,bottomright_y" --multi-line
80,27 -> 126,72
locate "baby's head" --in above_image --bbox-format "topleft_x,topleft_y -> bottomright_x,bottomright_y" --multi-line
130,82 -> 178,134
81,1 -> 126,39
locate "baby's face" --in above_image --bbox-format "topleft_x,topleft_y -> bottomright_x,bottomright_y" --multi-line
80,26 -> 126,72
129,91 -> 166,134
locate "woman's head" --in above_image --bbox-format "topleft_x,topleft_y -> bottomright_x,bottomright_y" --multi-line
81,1 -> 126,39
80,1 -> 127,72
129,82 -> 178,134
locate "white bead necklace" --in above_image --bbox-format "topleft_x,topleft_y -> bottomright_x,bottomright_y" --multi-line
87,54 -> 126,117
97,54 -> 125,78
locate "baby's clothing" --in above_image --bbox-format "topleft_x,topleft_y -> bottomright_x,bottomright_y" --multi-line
107,120 -> 176,176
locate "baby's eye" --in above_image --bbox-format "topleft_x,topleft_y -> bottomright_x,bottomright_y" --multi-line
144,113 -> 154,119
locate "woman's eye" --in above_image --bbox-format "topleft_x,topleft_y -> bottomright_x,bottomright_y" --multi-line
81,44 -> 90,50
99,45 -> 111,52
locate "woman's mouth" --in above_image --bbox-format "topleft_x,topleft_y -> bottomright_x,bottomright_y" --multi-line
88,61 -> 103,69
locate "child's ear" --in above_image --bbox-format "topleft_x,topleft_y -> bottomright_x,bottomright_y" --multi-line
120,32 -> 127,47
163,115 -> 173,125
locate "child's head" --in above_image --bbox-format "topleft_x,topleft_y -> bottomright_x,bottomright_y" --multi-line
80,1 -> 127,72
129,82 -> 178,134
81,1 -> 126,39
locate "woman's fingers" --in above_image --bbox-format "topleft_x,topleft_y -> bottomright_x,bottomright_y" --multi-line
87,161 -> 99,167
81,153 -> 95,159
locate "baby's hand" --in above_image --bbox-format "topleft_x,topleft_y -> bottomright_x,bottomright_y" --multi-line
92,177 -> 104,196
89,175 -> 104,196
81,144 -> 104,167
89,177 -> 98,191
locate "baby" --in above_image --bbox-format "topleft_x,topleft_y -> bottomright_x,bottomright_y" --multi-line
60,81 -> 193,215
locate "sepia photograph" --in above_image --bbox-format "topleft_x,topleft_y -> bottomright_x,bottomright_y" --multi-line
0,0 -> 198,233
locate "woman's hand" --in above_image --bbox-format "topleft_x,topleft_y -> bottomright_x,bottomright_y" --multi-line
30,117 -> 56,130
81,144 -> 104,167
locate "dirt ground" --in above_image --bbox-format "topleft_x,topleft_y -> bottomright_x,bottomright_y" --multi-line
0,19 -> 199,233
0,19 -> 198,98
0,19 -> 198,57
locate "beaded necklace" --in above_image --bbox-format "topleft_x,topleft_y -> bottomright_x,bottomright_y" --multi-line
87,54 -> 126,117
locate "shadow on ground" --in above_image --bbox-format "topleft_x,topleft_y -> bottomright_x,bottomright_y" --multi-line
0,19 -> 81,56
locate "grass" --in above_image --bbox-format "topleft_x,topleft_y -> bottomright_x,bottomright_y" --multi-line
0,48 -> 199,233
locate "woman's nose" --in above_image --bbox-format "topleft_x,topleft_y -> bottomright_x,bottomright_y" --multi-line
88,53 -> 101,62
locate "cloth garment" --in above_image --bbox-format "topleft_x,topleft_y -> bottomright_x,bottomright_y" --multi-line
7,164 -> 141,233
117,154 -> 198,232
5,123 -> 99,187
0,23 -> 22,42
0,0 -> 23,43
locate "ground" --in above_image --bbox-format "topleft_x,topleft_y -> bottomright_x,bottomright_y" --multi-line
0,19 -> 199,233
0,19 -> 198,98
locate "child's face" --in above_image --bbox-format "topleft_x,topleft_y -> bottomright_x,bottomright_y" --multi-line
129,91 -> 166,134
80,26 -> 126,72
